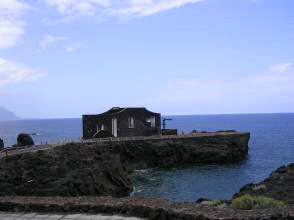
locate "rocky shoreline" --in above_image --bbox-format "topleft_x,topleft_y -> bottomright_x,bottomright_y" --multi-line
0,132 -> 294,219
0,132 -> 250,197
0,163 -> 294,219
233,163 -> 294,204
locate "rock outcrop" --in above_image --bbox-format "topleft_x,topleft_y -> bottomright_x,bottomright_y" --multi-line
0,143 -> 132,197
17,133 -> 34,146
233,163 -> 294,204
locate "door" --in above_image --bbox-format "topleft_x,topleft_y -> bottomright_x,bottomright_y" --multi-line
112,117 -> 118,137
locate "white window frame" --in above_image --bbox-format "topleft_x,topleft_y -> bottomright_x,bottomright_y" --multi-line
128,117 -> 134,128
146,116 -> 156,127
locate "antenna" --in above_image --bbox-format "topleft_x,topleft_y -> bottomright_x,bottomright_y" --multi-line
162,118 -> 172,130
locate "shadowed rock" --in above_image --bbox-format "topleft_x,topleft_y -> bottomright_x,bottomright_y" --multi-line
233,163 -> 294,204
17,133 -> 34,146
0,143 -> 132,197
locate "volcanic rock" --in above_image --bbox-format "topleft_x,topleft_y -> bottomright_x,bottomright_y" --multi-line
0,143 -> 132,197
233,163 -> 294,204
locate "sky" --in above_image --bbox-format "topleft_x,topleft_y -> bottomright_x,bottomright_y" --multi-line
0,0 -> 293,119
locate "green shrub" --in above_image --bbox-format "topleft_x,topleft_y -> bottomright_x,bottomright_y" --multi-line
229,194 -> 287,210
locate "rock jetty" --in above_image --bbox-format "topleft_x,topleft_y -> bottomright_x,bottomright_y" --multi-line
110,132 -> 250,172
0,132 -> 249,197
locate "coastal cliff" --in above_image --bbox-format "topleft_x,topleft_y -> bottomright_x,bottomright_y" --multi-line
0,132 -> 249,197
109,132 -> 250,171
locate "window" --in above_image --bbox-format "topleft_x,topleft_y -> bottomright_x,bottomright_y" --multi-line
128,117 -> 134,128
97,124 -> 104,131
146,116 -> 156,128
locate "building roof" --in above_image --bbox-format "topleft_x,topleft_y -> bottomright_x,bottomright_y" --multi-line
103,107 -> 152,115
83,107 -> 160,117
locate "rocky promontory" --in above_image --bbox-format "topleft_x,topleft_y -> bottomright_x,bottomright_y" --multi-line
233,163 -> 294,204
105,132 -> 250,172
0,132 -> 249,197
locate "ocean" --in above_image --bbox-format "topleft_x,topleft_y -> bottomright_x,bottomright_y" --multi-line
0,113 -> 293,202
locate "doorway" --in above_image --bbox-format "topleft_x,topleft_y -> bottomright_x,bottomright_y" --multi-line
112,118 -> 118,137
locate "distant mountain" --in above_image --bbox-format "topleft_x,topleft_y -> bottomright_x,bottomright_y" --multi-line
0,106 -> 19,121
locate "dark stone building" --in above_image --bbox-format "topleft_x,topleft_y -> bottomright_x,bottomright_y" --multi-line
83,107 -> 161,139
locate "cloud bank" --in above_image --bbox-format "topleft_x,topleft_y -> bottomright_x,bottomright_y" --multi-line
0,57 -> 43,86
43,0 -> 205,18
0,0 -> 28,49
40,35 -> 67,49
156,62 -> 294,113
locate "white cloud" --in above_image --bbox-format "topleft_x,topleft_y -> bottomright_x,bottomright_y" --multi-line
40,35 -> 67,49
154,62 -> 294,113
65,42 -> 85,52
268,62 -> 292,74
0,0 -> 29,49
0,57 -> 43,86
43,0 -> 205,19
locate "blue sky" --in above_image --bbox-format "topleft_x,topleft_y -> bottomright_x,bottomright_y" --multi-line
0,0 -> 293,118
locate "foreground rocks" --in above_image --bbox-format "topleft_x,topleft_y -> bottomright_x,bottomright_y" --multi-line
0,144 -> 132,197
0,196 -> 293,220
233,163 -> 294,204
0,212 -> 144,220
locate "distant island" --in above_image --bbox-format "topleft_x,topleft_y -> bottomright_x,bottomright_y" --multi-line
0,106 -> 18,121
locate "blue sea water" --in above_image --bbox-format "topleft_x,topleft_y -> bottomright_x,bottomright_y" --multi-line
0,113 -> 293,202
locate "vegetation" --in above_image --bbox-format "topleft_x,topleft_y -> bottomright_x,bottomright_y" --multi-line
229,194 -> 287,210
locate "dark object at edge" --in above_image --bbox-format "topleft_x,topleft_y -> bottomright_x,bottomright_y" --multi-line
0,138 -> 3,150
17,133 -> 34,146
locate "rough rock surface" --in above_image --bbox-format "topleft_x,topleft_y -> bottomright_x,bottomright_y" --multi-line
0,132 -> 249,198
233,163 -> 294,204
0,196 -> 293,220
109,132 -> 250,171
0,144 -> 132,197
17,133 -> 34,146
